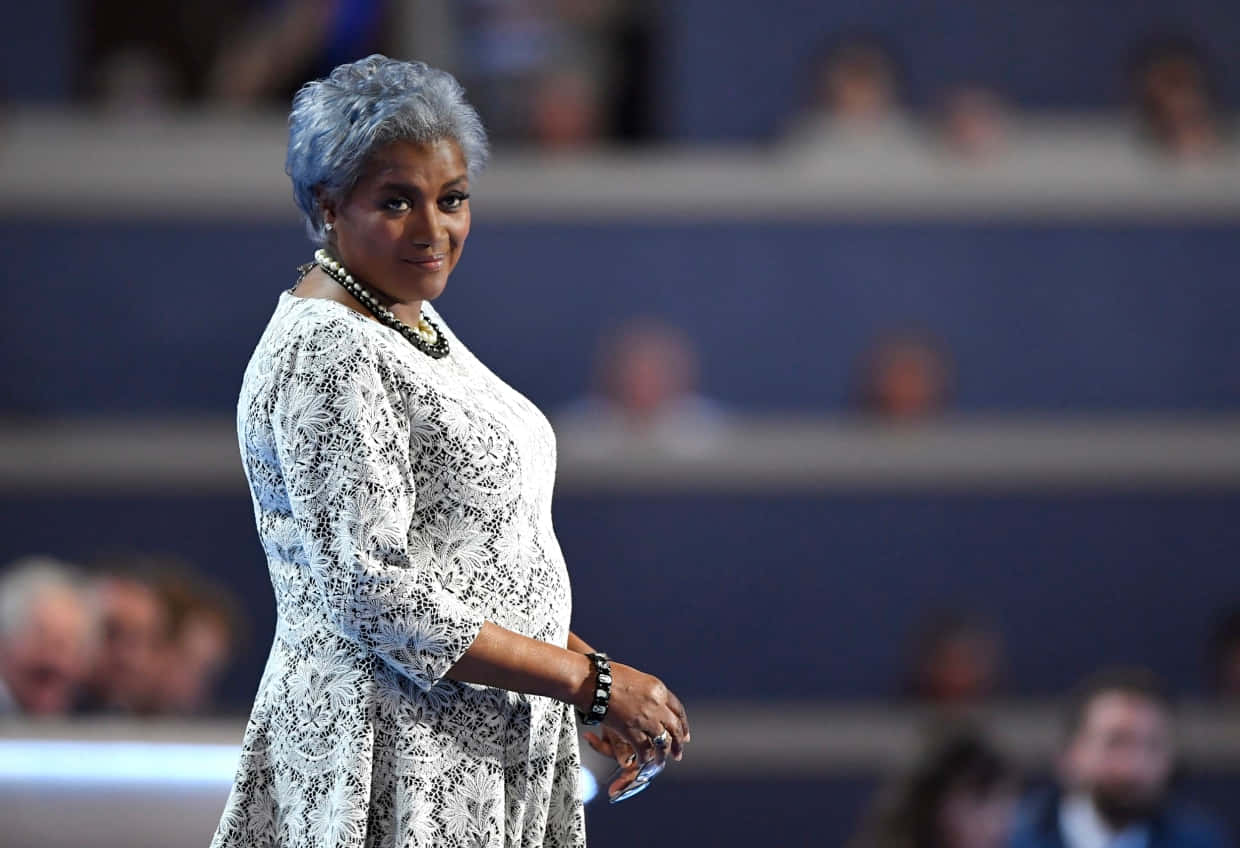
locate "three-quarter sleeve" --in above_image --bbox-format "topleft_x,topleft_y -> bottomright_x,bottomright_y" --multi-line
270,318 -> 485,691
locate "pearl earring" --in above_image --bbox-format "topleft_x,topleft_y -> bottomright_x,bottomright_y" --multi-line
325,221 -> 334,232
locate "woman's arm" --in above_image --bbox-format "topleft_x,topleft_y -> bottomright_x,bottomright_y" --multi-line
447,622 -> 594,710
273,323 -> 486,693
448,623 -> 689,765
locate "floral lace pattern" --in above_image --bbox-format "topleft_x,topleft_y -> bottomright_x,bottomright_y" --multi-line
211,290 -> 584,847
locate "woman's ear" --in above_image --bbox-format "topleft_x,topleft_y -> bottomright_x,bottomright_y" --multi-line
314,187 -> 336,231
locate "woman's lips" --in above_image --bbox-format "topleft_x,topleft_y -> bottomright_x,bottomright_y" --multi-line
404,256 -> 445,271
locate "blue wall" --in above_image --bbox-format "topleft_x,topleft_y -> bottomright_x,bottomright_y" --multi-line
3,217 -> 1238,416
1,2 -> 75,101
661,0 -> 1240,140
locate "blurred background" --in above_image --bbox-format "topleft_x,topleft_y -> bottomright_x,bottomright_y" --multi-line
2,0 -> 1239,846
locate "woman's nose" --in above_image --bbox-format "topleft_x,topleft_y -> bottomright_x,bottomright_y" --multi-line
408,204 -> 446,247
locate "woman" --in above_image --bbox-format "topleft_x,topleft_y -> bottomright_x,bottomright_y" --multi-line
212,55 -> 689,848
849,728 -> 1019,848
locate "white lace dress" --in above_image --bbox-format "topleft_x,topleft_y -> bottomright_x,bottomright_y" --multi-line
211,287 -> 585,848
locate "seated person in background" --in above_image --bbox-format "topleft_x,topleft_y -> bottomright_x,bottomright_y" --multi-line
78,565 -> 167,714
530,66 -> 604,150
148,568 -> 243,715
1010,667 -> 1231,848
857,330 -> 953,422
553,317 -> 727,456
905,611 -> 1002,707
939,85 -> 1008,161
850,726 -> 1020,848
1130,37 -> 1225,161
780,35 -> 920,154
0,556 -> 95,716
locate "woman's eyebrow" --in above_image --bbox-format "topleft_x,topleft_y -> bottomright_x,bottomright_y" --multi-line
377,180 -> 421,194
376,176 -> 469,193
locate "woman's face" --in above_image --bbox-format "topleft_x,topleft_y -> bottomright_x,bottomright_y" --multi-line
936,785 -> 1017,848
324,137 -> 471,304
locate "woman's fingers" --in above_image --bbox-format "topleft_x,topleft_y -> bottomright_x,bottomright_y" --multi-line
658,706 -> 686,761
628,726 -> 657,766
588,729 -> 637,767
650,723 -> 674,766
583,731 -> 613,758
602,662 -> 689,765
604,728 -> 638,766
668,691 -> 690,743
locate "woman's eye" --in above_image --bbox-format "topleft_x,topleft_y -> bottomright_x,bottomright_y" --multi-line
440,192 -> 470,211
385,197 -> 410,212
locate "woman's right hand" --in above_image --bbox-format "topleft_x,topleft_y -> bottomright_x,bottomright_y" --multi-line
597,662 -> 690,766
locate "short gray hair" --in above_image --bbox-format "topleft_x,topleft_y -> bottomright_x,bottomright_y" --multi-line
0,555 -> 86,640
286,54 -> 490,245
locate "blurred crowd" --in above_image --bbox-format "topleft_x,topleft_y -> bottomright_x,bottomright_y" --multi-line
853,668 -> 1233,848
5,549 -> 1237,846
0,553 -> 241,718
79,0 -> 655,147
552,317 -> 955,457
5,545 -> 1239,721
779,34 -> 1230,163
76,1 -> 1231,161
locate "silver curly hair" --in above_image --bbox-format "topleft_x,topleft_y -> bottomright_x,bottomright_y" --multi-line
0,555 -> 87,640
286,54 -> 490,244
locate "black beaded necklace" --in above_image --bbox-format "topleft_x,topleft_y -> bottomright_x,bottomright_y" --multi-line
310,248 -> 449,359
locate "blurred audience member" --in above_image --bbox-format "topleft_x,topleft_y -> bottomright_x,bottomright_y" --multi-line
531,66 -> 604,149
1011,667 -> 1230,848
554,318 -> 727,456
148,569 -> 243,715
1207,607 -> 1240,699
859,331 -> 954,421
850,726 -> 1020,848
80,0 -> 251,107
1130,37 -> 1225,162
782,36 -> 919,152
209,0 -> 388,106
93,46 -> 180,114
906,612 -> 1002,707
939,86 -> 1008,161
0,556 -> 94,716
454,0 -> 630,145
79,567 -> 167,714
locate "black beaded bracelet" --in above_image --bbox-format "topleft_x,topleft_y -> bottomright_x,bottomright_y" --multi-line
577,652 -> 612,726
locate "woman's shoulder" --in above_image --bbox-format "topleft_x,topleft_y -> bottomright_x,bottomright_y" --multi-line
274,290 -> 388,345
257,291 -> 398,373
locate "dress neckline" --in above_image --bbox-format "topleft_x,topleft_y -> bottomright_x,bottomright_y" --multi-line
278,289 -> 447,356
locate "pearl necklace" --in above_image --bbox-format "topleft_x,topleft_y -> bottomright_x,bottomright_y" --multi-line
313,249 -> 449,359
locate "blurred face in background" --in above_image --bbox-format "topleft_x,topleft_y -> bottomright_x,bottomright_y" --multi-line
156,611 -> 232,714
90,577 -> 165,711
914,620 -> 1000,705
602,323 -> 697,420
1062,692 -> 1174,828
937,782 -> 1018,848
1137,51 -> 1220,159
0,588 -> 92,715
866,336 -> 950,421
532,69 -> 601,149
818,44 -> 897,122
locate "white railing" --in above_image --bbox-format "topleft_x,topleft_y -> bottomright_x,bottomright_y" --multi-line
2,415 -> 1238,494
2,110 -> 1239,220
